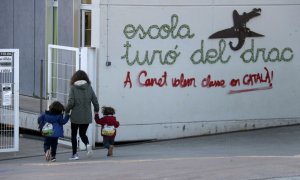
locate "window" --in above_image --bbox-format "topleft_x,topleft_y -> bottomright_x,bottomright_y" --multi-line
84,11 -> 91,46
81,0 -> 92,4
80,3 -> 92,47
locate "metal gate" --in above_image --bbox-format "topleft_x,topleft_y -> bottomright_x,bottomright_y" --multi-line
0,49 -> 19,152
47,45 -> 79,147
47,45 -> 96,148
47,45 -> 80,107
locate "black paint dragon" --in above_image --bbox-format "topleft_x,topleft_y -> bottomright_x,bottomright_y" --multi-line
209,8 -> 264,51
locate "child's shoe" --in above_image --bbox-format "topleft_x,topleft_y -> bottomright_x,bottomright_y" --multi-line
69,154 -> 79,160
50,156 -> 56,162
45,149 -> 51,161
86,144 -> 93,158
107,145 -> 113,156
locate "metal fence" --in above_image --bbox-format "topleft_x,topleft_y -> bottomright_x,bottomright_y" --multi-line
0,49 -> 19,152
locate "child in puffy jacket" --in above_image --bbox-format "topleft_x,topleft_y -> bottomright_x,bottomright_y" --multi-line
38,101 -> 70,162
95,106 -> 119,156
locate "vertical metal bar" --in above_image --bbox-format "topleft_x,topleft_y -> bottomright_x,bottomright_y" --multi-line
64,63 -> 68,105
48,45 -> 53,109
0,70 -> 1,147
55,48 -> 58,100
14,49 -> 19,151
40,59 -> 43,113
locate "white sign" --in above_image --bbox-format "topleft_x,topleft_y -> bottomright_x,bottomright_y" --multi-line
2,83 -> 12,106
0,52 -> 13,72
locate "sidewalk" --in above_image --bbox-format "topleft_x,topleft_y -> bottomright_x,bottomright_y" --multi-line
1,125 -> 300,180
0,134 -> 71,161
19,95 -> 47,113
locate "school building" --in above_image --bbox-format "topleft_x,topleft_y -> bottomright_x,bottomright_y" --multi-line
0,0 -> 300,145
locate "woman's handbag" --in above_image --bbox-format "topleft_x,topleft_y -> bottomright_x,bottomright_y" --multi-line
42,122 -> 54,136
101,125 -> 115,136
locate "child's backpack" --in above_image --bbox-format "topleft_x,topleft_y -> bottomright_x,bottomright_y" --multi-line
101,125 -> 115,136
41,122 -> 54,136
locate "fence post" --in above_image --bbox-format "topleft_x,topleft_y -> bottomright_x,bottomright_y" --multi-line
40,59 -> 43,113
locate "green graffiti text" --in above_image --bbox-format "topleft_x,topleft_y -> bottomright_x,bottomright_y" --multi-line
123,14 -> 195,40
241,39 -> 294,63
121,41 -> 181,66
190,39 -> 231,64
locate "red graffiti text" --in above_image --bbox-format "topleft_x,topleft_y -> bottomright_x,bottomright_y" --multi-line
228,67 -> 274,94
201,74 -> 226,88
138,70 -> 168,87
243,67 -> 273,87
172,73 -> 196,87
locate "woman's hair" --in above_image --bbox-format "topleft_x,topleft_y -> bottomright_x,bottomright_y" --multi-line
101,106 -> 115,116
49,101 -> 65,114
70,70 -> 91,85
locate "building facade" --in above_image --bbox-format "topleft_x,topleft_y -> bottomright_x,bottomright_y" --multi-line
1,0 -> 300,142
0,0 -> 90,96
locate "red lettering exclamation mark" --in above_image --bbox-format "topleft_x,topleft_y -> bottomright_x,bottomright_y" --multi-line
270,70 -> 273,87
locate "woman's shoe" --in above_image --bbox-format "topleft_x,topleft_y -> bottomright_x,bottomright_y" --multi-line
86,144 -> 93,158
69,154 -> 79,160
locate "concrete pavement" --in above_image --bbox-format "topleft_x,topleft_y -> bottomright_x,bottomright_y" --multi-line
1,125 -> 300,180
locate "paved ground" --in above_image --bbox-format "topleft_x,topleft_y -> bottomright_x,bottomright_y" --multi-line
1,125 -> 300,180
19,95 -> 47,113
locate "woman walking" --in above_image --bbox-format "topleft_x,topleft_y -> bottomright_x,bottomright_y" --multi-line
66,70 -> 99,160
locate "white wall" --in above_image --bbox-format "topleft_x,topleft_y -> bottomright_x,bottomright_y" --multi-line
92,0 -> 300,141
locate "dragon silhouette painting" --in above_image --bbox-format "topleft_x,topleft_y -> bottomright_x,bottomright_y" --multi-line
209,8 -> 264,51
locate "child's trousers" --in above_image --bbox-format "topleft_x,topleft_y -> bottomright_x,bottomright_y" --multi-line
103,137 -> 115,149
44,137 -> 58,157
